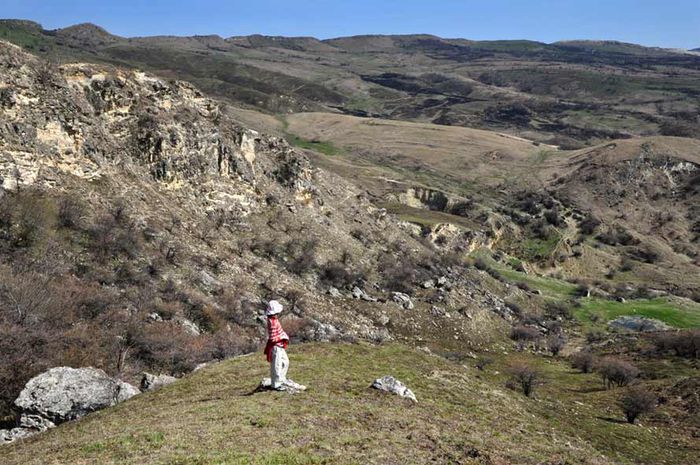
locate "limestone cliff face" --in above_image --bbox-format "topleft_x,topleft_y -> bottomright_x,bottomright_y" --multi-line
0,41 -> 316,218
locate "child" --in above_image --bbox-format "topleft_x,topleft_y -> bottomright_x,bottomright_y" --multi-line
264,300 -> 290,390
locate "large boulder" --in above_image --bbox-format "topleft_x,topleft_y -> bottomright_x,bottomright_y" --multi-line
371,375 -> 417,402
14,367 -> 140,425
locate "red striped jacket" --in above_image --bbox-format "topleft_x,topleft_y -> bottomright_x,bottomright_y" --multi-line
264,316 -> 289,362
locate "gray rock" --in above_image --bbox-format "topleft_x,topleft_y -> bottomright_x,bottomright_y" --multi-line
14,367 -> 139,425
141,373 -> 177,391
148,312 -> 163,322
436,276 -> 448,287
1,427 -> 36,444
193,362 -> 209,372
304,319 -> 339,341
177,318 -> 201,336
116,381 -> 141,402
608,316 -> 671,332
351,286 -> 377,302
351,286 -> 364,299
371,375 -> 417,402
19,413 -> 55,432
327,287 -> 343,298
422,280 -> 435,289
391,292 -> 414,310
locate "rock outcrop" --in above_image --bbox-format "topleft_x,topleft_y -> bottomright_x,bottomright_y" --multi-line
608,316 -> 671,332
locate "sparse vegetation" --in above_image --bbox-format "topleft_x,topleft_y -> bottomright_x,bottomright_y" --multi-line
507,363 -> 541,397
597,358 -> 640,389
571,351 -> 596,373
620,387 -> 657,424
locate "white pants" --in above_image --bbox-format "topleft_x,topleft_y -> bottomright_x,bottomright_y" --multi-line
270,346 -> 289,389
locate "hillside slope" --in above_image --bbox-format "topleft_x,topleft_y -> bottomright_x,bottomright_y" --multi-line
4,343 -> 698,465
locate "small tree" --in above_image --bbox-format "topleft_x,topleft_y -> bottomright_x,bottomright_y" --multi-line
570,351 -> 596,373
620,387 -> 656,424
597,358 -> 639,389
509,363 -> 541,397
547,334 -> 566,356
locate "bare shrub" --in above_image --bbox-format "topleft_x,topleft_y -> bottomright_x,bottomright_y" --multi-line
380,260 -> 419,294
570,351 -> 596,373
620,386 -> 656,424
319,263 -> 358,289
544,301 -> 572,320
579,213 -> 600,235
597,358 -> 640,389
586,330 -> 606,343
284,239 -> 318,275
57,195 -> 85,229
547,334 -> 566,356
653,330 -> 700,358
510,325 -> 540,342
508,363 -> 541,397
280,317 -> 314,341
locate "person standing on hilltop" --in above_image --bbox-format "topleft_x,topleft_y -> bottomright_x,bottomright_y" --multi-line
264,300 -> 291,390
262,300 -> 306,392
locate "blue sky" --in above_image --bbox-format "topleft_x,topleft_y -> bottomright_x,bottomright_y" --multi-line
3,0 -> 699,49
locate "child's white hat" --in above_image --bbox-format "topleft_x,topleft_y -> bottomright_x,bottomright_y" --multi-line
266,300 -> 283,316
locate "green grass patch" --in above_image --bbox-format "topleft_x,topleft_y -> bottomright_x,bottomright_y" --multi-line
576,297 -> 700,329
470,249 -> 577,298
379,202 -> 477,229
288,135 -> 342,156
517,234 -> 561,261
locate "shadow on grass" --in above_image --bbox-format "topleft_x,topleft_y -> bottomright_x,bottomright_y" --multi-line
597,416 -> 628,424
568,386 -> 607,393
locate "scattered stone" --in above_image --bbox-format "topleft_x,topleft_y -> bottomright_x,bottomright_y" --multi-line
327,287 -> 343,298
371,375 -> 417,402
351,286 -> 377,302
1,427 -> 36,444
141,373 -> 177,391
177,318 -> 202,336
193,363 -> 209,372
199,270 -> 221,288
18,414 -> 55,432
422,280 -> 435,289
392,292 -> 414,310
608,316 -> 671,332
148,312 -> 163,322
431,306 -> 445,317
436,276 -> 448,287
